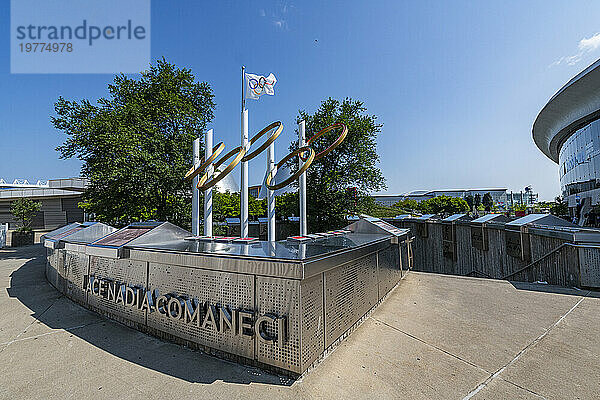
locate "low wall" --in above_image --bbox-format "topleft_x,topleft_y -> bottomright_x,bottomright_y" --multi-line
387,218 -> 600,288
45,235 -> 413,376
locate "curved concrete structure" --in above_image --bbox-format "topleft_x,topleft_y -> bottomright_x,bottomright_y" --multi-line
533,59 -> 600,220
533,58 -> 600,163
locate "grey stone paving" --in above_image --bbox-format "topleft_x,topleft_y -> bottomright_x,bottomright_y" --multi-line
0,245 -> 598,399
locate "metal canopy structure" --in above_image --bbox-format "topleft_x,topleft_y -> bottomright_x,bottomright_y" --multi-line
471,214 -> 510,224
506,214 -> 577,228
442,213 -> 472,222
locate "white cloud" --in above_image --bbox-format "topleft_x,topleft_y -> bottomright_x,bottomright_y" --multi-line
579,33 -> 600,52
552,33 -> 600,67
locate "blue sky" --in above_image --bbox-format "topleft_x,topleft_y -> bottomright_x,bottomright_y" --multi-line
2,1 -> 600,200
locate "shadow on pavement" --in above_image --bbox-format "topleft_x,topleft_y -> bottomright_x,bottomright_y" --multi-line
510,280 -> 600,298
4,244 -> 294,387
0,244 -> 44,260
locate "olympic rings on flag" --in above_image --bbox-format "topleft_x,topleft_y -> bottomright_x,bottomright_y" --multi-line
242,121 -> 283,162
184,142 -> 225,182
266,146 -> 315,190
305,123 -> 348,161
197,146 -> 247,191
249,76 -> 275,96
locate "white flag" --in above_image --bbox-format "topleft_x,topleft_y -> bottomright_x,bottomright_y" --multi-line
245,72 -> 277,100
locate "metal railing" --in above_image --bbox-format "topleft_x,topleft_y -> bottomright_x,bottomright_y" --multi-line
503,242 -> 600,280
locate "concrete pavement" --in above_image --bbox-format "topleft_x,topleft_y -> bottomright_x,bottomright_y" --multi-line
0,245 -> 598,399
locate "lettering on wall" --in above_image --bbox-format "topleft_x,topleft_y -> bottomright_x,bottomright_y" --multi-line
83,275 -> 287,346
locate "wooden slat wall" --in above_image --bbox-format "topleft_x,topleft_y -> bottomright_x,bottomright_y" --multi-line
392,219 -> 584,288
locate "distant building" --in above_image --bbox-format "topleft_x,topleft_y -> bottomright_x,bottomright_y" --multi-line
0,178 -> 87,230
249,185 -> 261,198
373,188 -> 537,207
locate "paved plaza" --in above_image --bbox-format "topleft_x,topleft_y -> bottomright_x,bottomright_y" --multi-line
0,245 -> 599,399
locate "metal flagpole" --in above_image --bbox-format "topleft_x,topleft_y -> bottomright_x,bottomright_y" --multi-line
267,129 -> 276,242
241,66 -> 249,238
191,137 -> 201,235
299,120 -> 307,236
204,129 -> 214,236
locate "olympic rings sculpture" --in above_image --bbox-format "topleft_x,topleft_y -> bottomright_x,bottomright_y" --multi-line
184,121 -> 348,192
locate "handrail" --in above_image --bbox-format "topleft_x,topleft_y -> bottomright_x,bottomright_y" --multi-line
466,269 -> 493,279
503,242 -> 600,280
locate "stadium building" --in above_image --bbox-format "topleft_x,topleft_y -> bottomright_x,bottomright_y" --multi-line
533,58 -> 600,224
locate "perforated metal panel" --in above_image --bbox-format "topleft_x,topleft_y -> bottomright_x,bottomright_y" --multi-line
377,245 -> 401,298
401,240 -> 412,273
146,262 -> 255,358
300,273 -> 324,370
46,248 -> 66,291
324,252 -> 378,347
64,251 -> 89,303
256,276 -> 301,373
55,249 -> 68,292
45,248 -> 59,288
579,247 -> 600,287
88,256 -> 147,325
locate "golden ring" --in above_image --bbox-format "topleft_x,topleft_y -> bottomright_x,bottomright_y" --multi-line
266,146 -> 315,191
305,123 -> 348,161
184,142 -> 225,182
241,121 -> 283,162
197,146 -> 247,191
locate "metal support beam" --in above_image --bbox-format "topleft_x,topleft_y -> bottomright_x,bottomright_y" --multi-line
192,138 -> 201,235
204,129 -> 214,237
299,120 -> 307,236
241,109 -> 249,237
267,130 -> 276,242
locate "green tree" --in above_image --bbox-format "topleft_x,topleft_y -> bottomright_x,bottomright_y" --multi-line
464,195 -> 474,211
393,199 -> 420,213
10,198 -> 42,231
289,98 -> 386,231
356,196 -> 400,218
482,192 -> 493,212
211,192 -> 266,221
474,194 -> 482,209
276,192 -> 299,220
419,196 -> 469,216
550,196 -> 569,216
53,59 -> 215,228
514,203 -> 527,212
